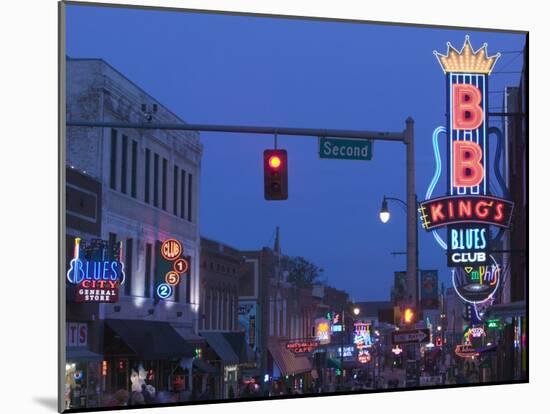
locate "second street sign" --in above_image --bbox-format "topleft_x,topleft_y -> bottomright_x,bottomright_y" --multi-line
319,137 -> 373,160
392,329 -> 430,345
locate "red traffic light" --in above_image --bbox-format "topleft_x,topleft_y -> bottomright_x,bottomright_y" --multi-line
264,149 -> 288,200
268,155 -> 282,169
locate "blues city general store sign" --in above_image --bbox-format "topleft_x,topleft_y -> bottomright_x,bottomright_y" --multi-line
66,238 -> 125,303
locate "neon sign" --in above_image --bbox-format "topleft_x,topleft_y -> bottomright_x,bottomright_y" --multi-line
155,239 -> 187,300
487,319 -> 500,329
392,346 -> 403,355
465,326 -> 486,341
452,262 -> 500,304
285,340 -> 320,354
455,343 -> 479,359
358,349 -> 371,364
422,36 -> 512,305
67,238 -> 125,303
419,195 -> 513,231
315,318 -> 331,345
354,322 -> 372,349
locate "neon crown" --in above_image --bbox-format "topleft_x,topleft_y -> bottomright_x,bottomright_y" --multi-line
434,35 -> 500,75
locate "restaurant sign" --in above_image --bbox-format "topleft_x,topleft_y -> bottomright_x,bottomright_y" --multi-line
285,340 -> 320,354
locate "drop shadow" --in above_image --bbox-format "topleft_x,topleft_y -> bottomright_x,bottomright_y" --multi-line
33,396 -> 58,412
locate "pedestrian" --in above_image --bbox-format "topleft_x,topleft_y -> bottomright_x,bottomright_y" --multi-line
141,384 -> 154,404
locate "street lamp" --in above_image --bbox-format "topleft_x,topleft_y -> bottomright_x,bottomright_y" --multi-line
378,195 -> 419,310
379,198 -> 390,223
353,307 -> 360,316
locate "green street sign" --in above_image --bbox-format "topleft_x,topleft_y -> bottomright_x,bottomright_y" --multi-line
319,137 -> 373,160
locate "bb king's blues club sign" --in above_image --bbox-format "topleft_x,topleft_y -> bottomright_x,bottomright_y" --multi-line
66,238 -> 125,303
419,36 -> 514,305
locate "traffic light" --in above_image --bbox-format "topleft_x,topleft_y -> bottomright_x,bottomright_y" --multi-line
264,149 -> 288,200
403,307 -> 415,325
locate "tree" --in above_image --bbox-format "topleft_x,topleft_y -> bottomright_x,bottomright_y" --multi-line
283,256 -> 324,288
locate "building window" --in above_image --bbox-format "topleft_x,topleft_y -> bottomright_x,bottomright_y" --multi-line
145,243 -> 152,297
153,153 -> 159,207
124,238 -> 133,296
120,134 -> 128,194
109,129 -> 117,190
131,140 -> 138,198
144,148 -> 150,203
173,165 -> 179,215
162,158 -> 168,210
108,232 -> 117,248
180,169 -> 186,219
187,173 -> 193,222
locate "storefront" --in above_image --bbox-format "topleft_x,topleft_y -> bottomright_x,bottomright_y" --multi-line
65,348 -> 103,410
101,319 -> 196,406
267,339 -> 313,394
201,332 -> 250,399
484,301 -> 527,382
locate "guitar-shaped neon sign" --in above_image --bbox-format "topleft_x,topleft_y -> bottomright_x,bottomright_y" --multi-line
66,238 -> 125,285
67,237 -> 85,284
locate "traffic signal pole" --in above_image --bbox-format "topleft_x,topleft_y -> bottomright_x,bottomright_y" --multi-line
66,120 -> 405,142
67,118 -> 417,306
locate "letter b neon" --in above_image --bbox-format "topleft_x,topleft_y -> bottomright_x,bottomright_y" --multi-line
453,141 -> 484,187
453,84 -> 484,130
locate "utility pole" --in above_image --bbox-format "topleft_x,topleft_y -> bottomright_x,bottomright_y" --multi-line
404,117 -> 418,310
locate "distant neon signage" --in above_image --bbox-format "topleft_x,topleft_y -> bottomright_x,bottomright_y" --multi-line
315,318 -> 331,345
358,349 -> 371,364
487,319 -> 500,329
392,346 -> 403,355
354,321 -> 372,360
353,322 -> 372,349
285,340 -> 320,354
67,238 -> 125,303
465,326 -> 486,340
455,343 -> 479,359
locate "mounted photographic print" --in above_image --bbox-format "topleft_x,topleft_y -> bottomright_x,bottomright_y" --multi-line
59,1 -> 528,412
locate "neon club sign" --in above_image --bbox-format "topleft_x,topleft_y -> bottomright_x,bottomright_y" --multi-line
421,35 -> 513,266
156,239 -> 188,300
67,238 -> 125,303
421,36 -> 513,306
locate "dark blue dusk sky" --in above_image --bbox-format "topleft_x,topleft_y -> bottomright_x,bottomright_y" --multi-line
66,4 -> 526,301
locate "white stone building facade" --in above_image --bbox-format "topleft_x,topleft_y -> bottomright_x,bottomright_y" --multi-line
66,57 -> 202,337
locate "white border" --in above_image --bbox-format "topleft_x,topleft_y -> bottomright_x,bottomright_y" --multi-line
1,1 -> 544,414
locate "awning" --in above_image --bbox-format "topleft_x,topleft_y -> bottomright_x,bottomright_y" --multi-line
193,358 -> 219,374
223,332 -> 255,364
66,347 -> 103,361
104,319 -> 195,359
201,332 -> 239,365
484,301 -> 526,319
267,340 -> 312,376
476,344 -> 498,354
327,357 -> 360,370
